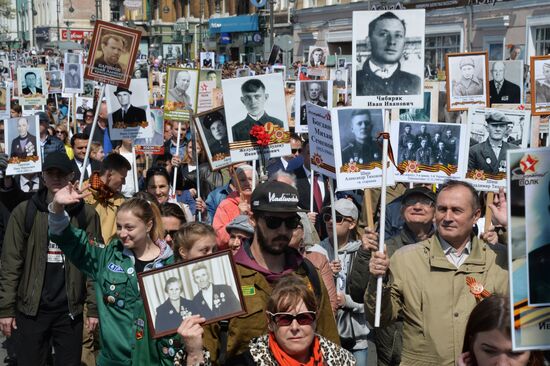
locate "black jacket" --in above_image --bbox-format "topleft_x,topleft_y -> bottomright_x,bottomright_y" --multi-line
356,60 -> 421,96
489,79 -> 521,105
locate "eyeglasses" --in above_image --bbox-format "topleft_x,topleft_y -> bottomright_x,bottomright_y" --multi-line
55,130 -> 65,135
403,196 -> 434,207
164,229 -> 177,238
291,148 -> 302,154
261,215 -> 301,230
267,311 -> 316,326
322,213 -> 352,224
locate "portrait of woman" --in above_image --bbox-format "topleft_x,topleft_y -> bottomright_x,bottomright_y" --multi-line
155,277 -> 196,333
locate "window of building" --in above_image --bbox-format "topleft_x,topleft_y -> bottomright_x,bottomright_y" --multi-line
425,33 -> 461,77
274,0 -> 288,11
534,26 -> 550,55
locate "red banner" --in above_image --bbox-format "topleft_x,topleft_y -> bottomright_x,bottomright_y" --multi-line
61,29 -> 93,41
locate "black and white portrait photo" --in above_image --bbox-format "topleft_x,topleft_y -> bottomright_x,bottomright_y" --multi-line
446,52 -> 489,112
4,115 -> 42,175
17,67 -> 46,105
466,108 -> 530,191
308,46 -> 328,68
222,73 -> 290,163
106,78 -> 154,140
46,70 -> 63,94
531,55 -> 550,116
330,68 -> 348,90
200,52 -> 215,69
391,120 -> 466,184
332,107 -> 391,190
163,44 -> 182,62
75,96 -> 92,120
295,80 -> 332,133
164,68 -> 199,114
199,69 -> 221,89
352,10 -> 425,108
489,60 -> 523,105
85,20 -> 141,88
138,251 -> 245,338
195,107 -> 232,170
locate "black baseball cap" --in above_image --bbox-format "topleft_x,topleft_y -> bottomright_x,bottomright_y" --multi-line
251,181 -> 304,213
401,186 -> 436,203
43,151 -> 73,175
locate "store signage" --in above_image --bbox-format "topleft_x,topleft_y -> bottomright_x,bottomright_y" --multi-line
124,0 -> 142,8
61,29 -> 92,41
371,2 -> 406,10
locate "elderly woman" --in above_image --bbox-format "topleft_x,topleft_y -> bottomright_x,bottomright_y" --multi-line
175,274 -> 355,365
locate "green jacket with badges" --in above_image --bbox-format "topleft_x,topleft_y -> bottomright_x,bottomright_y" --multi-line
202,245 -> 339,364
49,215 -> 174,366
0,192 -> 100,319
364,234 -> 508,366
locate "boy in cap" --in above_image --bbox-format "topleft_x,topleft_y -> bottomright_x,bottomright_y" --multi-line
468,111 -> 519,174
453,57 -> 483,96
0,151 -> 101,365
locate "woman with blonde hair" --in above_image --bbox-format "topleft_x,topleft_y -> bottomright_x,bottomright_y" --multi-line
54,123 -> 74,159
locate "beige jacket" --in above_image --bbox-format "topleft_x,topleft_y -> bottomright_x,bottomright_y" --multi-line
84,189 -> 126,244
365,234 -> 508,366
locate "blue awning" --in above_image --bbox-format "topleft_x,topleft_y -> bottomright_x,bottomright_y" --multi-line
208,14 -> 259,34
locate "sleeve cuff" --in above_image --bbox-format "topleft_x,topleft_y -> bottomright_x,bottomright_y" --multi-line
48,203 -> 70,235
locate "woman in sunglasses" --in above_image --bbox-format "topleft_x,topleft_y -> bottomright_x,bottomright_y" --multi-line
222,274 -> 355,365
54,123 -> 74,159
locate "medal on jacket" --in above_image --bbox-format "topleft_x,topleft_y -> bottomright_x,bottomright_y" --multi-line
466,276 -> 491,300
135,318 -> 145,340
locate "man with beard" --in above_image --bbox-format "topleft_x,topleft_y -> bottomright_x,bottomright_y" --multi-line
194,181 -> 339,364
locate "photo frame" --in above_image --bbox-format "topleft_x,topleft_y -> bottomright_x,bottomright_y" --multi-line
392,81 -> 439,122
138,250 -> 246,338
85,20 -> 142,88
507,147 -> 550,351
285,81 -> 296,128
308,46 -> 328,68
352,9 -> 426,109
222,73 -> 291,163
134,108 -> 166,155
17,67 -> 46,106
466,107 -> 530,191
530,55 -> 550,116
488,60 -> 523,106
0,83 -> 10,117
197,70 -> 223,114
164,67 -> 199,122
200,52 -> 215,69
390,120 -> 467,184
4,115 -> 42,175
295,80 -> 333,133
445,51 -> 490,112
194,107 -> 232,170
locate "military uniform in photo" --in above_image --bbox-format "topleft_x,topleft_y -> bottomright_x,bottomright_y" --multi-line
432,145 -> 453,165
342,139 -> 381,165
536,80 -> 550,104
452,58 -> 483,96
94,55 -> 124,75
415,145 -> 432,165
192,284 -> 241,319
356,60 -> 421,96
399,131 -> 415,149
231,113 -> 284,142
415,132 -> 432,148
399,145 -> 416,163
10,133 -> 37,158
155,297 -> 198,333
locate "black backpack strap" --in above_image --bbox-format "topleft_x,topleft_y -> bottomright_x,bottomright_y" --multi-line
218,319 -> 230,365
75,205 -> 87,230
302,258 -> 322,302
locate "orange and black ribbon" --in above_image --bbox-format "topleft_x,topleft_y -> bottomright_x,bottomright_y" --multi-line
376,132 -> 398,170
466,276 -> 491,301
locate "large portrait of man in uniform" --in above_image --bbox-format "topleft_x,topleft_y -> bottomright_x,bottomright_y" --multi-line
339,109 -> 382,166
446,52 -> 489,112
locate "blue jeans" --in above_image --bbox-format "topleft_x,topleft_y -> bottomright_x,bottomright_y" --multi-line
353,348 -> 368,365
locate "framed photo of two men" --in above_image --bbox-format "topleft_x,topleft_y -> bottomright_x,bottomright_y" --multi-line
138,251 -> 246,338
445,51 -> 490,112
352,9 -> 426,109
85,20 -> 142,88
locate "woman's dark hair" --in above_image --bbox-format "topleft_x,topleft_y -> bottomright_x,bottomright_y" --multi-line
267,274 -> 318,315
462,295 -> 544,366
160,202 -> 187,224
146,166 -> 171,187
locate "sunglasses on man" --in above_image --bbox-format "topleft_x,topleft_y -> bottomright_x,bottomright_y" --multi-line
322,213 -> 353,224
261,215 -> 301,230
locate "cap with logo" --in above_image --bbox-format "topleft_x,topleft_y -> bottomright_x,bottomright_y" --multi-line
251,181 -> 303,213
322,198 -> 358,220
43,151 -> 73,174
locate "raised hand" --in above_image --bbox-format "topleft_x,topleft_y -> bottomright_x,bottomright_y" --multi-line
52,182 -> 91,213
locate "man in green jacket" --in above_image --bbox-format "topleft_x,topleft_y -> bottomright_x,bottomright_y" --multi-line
0,151 -> 101,365
188,181 -> 339,365
366,180 -> 508,366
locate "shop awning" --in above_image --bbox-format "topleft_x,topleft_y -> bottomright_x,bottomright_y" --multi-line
208,14 -> 259,34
